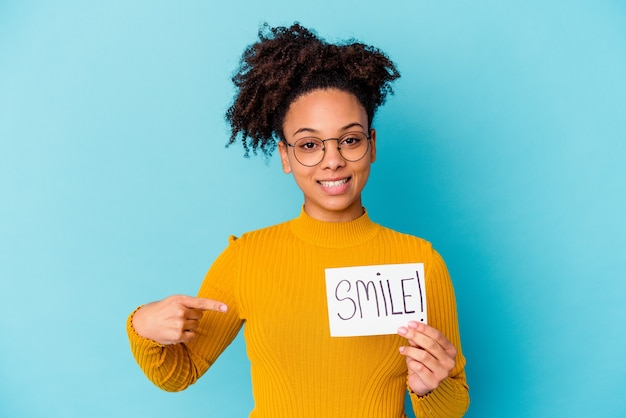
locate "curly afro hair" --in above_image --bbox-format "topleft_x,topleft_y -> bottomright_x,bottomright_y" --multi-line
225,22 -> 400,157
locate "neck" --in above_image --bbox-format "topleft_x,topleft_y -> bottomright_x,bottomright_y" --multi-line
302,198 -> 365,222
289,207 -> 380,248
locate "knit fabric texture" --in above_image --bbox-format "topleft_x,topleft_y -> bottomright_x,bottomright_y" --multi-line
127,209 -> 469,417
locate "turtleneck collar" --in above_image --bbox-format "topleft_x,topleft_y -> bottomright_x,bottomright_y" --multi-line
288,207 -> 381,248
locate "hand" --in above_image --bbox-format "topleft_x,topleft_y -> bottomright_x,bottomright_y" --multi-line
398,321 -> 457,396
132,295 -> 228,345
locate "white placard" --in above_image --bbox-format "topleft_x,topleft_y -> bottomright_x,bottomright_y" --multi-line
325,263 -> 427,337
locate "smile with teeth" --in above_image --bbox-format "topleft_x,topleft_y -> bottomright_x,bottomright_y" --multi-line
318,177 -> 350,187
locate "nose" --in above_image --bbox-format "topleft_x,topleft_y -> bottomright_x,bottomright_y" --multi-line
320,139 -> 346,170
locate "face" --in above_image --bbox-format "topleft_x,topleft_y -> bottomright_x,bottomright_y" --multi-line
278,88 -> 377,222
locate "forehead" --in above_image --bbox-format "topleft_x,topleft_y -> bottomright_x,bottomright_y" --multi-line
283,88 -> 367,135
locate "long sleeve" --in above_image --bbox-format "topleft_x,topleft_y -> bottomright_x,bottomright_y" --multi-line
127,210 -> 469,417
126,236 -> 244,392
409,250 -> 470,417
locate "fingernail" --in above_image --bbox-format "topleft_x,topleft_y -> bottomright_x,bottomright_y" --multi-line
220,304 -> 228,312
398,326 -> 407,335
408,321 -> 418,329
399,346 -> 406,353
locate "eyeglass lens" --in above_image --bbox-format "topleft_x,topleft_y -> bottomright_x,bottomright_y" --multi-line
292,132 -> 370,166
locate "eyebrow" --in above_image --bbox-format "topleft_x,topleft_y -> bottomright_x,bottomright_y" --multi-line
292,122 -> 366,136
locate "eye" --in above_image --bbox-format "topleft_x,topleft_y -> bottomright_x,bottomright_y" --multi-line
339,133 -> 364,148
296,138 -> 323,152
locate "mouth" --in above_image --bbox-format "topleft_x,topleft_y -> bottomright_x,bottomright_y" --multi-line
317,177 -> 350,187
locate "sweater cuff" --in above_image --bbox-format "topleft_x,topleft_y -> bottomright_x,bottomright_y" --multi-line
126,306 -> 165,352
409,377 -> 469,418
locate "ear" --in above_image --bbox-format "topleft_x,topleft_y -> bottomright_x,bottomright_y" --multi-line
277,141 -> 293,174
369,129 -> 377,163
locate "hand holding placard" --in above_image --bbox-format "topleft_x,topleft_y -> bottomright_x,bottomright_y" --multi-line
325,263 -> 427,337
398,321 -> 457,396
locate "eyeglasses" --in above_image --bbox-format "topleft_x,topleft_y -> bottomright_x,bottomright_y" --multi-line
283,131 -> 372,167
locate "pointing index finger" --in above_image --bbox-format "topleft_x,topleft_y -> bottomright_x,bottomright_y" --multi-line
179,295 -> 228,312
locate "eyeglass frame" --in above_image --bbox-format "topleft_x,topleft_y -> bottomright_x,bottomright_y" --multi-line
282,130 -> 373,167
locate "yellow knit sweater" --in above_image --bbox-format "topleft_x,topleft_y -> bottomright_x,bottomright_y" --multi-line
127,209 -> 469,417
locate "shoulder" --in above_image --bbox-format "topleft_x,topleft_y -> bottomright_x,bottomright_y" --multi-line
377,224 -> 435,251
228,219 -> 292,245
375,226 -> 455,286
374,223 -> 450,267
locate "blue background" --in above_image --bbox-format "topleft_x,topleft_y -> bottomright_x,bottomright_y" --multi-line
1,1 -> 624,417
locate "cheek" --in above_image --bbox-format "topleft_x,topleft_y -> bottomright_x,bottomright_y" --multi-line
357,163 -> 372,182
290,171 -> 318,196
291,167 -> 314,185
353,165 -> 373,192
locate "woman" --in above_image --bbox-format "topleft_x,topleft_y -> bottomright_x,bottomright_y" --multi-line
127,23 -> 469,417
